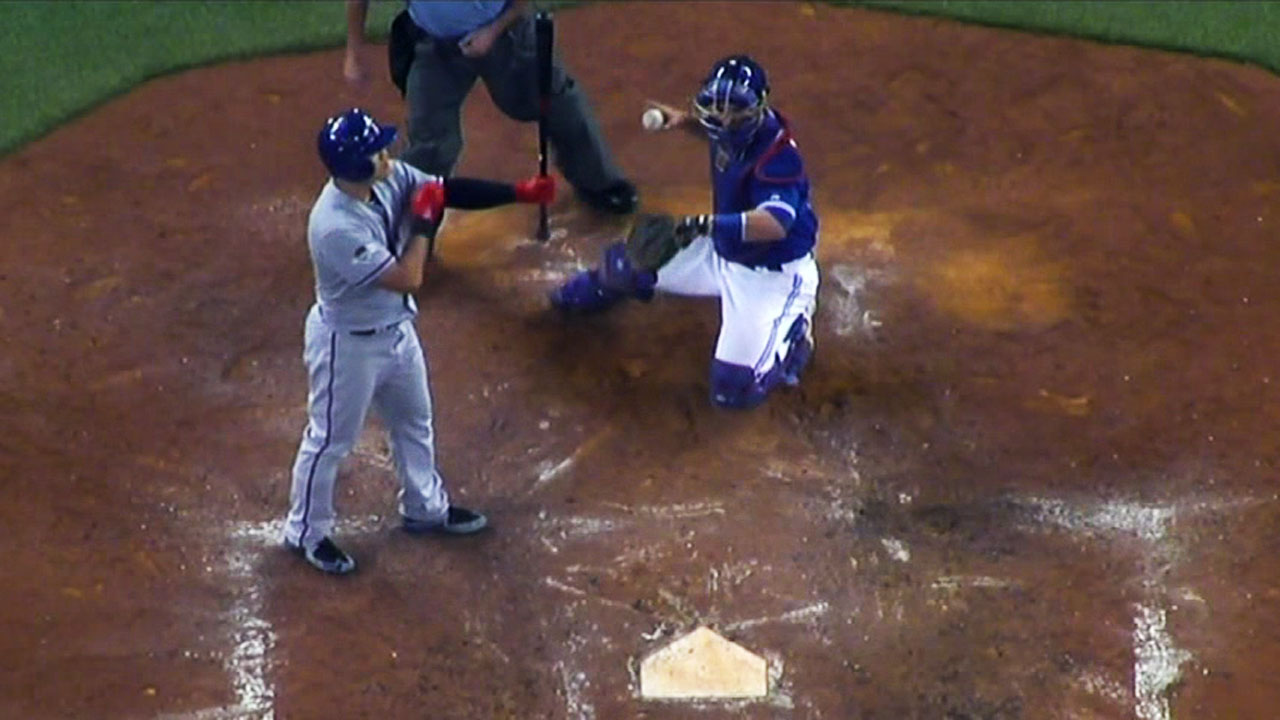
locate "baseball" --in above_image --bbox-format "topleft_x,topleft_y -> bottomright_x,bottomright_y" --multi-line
641,108 -> 666,131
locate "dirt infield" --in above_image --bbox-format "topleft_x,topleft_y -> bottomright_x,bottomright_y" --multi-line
3,2 -> 1280,718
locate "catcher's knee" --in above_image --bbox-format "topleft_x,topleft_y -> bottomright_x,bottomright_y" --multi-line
708,360 -> 770,410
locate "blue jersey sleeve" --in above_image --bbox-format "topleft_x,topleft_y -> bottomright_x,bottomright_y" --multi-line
748,145 -> 806,231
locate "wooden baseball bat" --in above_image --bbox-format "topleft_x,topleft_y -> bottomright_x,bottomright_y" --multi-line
534,10 -> 554,242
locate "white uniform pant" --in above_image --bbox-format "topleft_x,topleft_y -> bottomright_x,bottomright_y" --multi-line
283,305 -> 449,549
656,236 -> 819,376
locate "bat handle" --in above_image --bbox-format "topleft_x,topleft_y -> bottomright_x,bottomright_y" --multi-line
534,10 -> 553,242
536,204 -> 549,241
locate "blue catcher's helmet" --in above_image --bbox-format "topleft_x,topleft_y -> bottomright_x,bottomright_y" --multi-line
316,108 -> 398,182
693,55 -> 770,146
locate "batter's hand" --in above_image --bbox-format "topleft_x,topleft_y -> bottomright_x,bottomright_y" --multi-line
515,175 -> 556,205
409,180 -> 445,237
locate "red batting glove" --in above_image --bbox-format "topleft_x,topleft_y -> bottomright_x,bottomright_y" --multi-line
408,180 -> 445,237
514,174 -> 556,204
411,180 -> 446,222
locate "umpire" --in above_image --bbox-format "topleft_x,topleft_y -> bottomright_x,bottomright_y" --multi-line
344,0 -> 638,215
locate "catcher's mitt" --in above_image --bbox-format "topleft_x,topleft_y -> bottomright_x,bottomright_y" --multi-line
624,213 -> 681,272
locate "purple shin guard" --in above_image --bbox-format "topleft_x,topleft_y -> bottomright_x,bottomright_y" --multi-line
709,361 -> 771,410
549,242 -> 656,314
709,316 -> 813,409
548,269 -> 626,314
599,243 -> 656,299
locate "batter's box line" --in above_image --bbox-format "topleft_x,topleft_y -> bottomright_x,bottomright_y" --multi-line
156,515 -> 386,720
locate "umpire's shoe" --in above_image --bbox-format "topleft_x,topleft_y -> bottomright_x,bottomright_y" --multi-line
402,506 -> 489,535
578,179 -> 638,215
286,536 -> 356,575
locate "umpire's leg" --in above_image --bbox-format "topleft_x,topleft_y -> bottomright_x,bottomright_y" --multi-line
479,17 -> 626,199
402,38 -> 478,176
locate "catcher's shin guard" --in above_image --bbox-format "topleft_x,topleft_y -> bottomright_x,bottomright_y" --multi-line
710,318 -> 812,409
549,242 -> 655,315
709,361 -> 771,410
599,242 -> 656,298
549,269 -> 624,314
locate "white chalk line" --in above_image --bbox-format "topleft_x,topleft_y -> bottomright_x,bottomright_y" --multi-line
722,601 -> 831,632
159,515 -> 384,720
930,575 -> 1017,591
527,427 -> 615,496
552,619 -> 597,720
544,577 -> 644,616
598,501 -> 726,519
1134,605 -> 1193,720
880,537 -> 911,563
827,263 -> 883,338
1017,494 -> 1270,720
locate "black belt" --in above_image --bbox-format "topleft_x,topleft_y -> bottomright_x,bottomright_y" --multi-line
752,251 -> 814,273
349,323 -> 399,337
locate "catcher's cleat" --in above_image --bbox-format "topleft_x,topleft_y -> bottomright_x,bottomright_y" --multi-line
402,506 -> 489,536
286,536 -> 356,575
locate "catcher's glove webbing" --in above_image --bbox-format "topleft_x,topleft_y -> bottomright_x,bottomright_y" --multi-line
624,213 -> 679,272
624,213 -> 713,271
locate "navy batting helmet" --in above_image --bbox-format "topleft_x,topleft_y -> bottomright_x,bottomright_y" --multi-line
316,108 -> 398,182
693,55 -> 770,145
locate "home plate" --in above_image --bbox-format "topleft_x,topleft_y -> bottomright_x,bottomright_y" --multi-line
639,626 -> 769,699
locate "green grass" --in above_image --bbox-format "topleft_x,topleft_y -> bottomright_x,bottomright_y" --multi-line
0,1 -> 400,156
855,1 -> 1280,71
2,1 -> 1278,156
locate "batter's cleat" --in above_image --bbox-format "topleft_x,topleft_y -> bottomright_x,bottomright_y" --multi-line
577,179 -> 638,215
286,536 -> 356,575
549,269 -> 627,315
402,506 -> 489,536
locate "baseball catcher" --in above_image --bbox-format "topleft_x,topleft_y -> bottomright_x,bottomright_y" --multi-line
550,55 -> 820,410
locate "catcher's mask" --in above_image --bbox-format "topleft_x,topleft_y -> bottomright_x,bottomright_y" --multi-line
693,55 -> 770,147
317,107 -> 398,182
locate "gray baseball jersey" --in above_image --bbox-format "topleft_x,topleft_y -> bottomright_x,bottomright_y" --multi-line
307,160 -> 436,330
284,159 -> 451,553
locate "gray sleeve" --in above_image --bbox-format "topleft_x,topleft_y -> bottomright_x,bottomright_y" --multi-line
315,227 -> 395,287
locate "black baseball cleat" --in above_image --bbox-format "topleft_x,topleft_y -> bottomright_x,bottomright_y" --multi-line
577,179 -> 638,215
402,506 -> 489,536
286,536 -> 356,575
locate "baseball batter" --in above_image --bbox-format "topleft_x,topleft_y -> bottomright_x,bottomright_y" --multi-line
550,55 -> 819,409
284,107 -> 554,574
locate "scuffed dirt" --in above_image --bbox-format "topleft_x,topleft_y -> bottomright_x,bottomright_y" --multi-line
2,2 -> 1279,718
